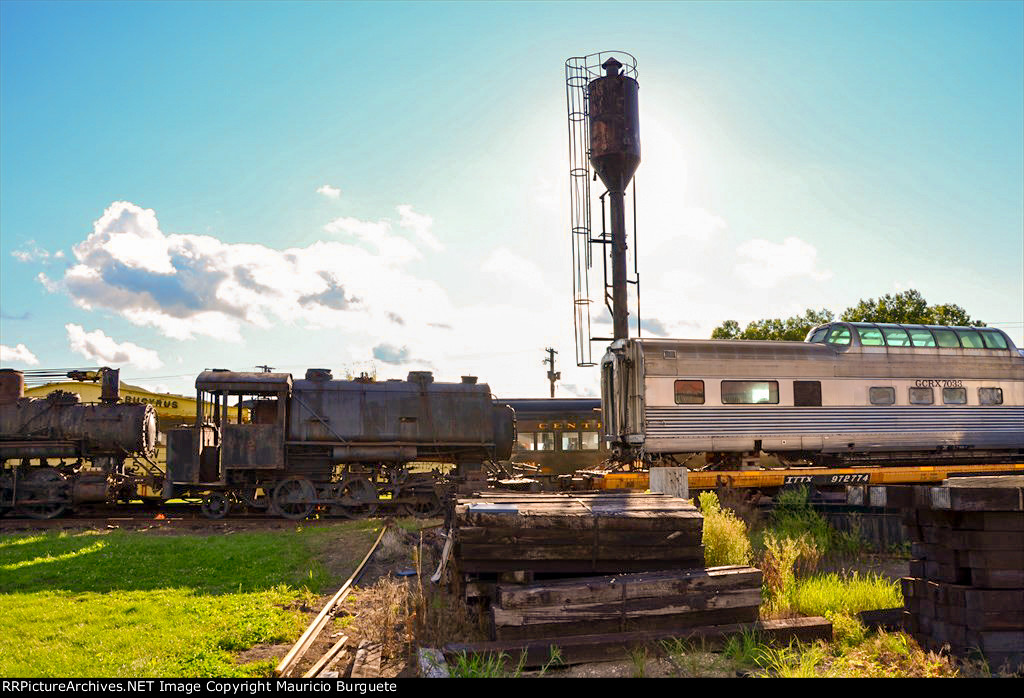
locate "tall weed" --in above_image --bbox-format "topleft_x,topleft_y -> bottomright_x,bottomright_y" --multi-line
698,491 -> 753,567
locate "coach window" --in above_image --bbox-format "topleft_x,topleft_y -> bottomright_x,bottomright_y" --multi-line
536,432 -> 556,451
793,381 -> 822,407
979,330 -> 1009,350
674,380 -> 705,404
909,387 -> 934,405
881,327 -> 911,347
857,326 -> 885,346
932,329 -> 960,348
722,380 -> 779,405
955,330 -> 985,349
869,387 -> 896,405
517,432 -> 535,451
581,431 -> 600,450
826,326 -> 851,345
979,388 -> 1003,405
907,328 -> 936,347
562,432 -> 581,451
808,327 -> 828,343
942,387 -> 967,405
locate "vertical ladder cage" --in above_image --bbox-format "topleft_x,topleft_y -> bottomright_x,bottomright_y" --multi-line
565,51 -> 639,367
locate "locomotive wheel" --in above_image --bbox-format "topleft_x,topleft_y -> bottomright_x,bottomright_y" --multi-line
399,492 -> 443,519
272,478 -> 317,520
335,477 -> 379,519
201,493 -> 231,520
14,467 -> 67,520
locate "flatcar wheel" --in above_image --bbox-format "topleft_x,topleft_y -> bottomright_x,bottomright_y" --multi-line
336,477 -> 379,519
399,492 -> 443,519
272,478 -> 317,520
14,467 -> 67,520
201,493 -> 231,519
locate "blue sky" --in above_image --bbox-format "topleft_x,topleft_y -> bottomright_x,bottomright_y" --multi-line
2,1 -> 1022,397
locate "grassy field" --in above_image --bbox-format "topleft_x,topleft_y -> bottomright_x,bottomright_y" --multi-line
0,523 -> 382,677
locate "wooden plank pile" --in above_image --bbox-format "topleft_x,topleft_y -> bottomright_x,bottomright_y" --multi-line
878,476 -> 1024,669
453,492 -> 704,576
491,565 -> 763,641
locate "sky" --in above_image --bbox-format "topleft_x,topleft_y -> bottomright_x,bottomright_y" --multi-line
1,1 -> 1022,398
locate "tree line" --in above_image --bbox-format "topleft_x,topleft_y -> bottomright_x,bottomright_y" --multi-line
711,289 -> 984,341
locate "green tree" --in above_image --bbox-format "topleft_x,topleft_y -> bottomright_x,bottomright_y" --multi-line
711,308 -> 834,342
711,290 -> 985,340
840,289 -> 984,326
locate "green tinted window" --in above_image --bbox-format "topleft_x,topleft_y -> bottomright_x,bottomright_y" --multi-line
908,329 -> 936,347
826,327 -> 851,345
956,330 -> 984,349
979,331 -> 1008,350
933,329 -> 960,348
857,326 -> 884,346
881,327 -> 911,346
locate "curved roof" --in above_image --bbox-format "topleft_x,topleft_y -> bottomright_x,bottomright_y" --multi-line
805,322 -> 1017,352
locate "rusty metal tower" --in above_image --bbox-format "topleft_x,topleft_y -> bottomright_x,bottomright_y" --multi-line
565,51 -> 642,366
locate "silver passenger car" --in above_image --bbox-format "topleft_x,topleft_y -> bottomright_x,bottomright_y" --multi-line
600,323 -> 1024,467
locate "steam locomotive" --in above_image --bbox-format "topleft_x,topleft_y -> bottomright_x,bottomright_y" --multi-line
0,367 -> 514,519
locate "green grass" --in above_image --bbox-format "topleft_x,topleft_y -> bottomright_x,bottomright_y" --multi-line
0,523 -> 380,677
788,572 -> 903,619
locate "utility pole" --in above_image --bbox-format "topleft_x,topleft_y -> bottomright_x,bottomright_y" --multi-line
543,348 -> 560,398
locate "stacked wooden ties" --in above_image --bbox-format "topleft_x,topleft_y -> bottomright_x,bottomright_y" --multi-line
454,492 -> 705,576
883,476 -> 1024,670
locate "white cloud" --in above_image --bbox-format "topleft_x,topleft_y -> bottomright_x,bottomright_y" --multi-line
45,201 -> 455,343
397,204 -> 443,251
734,236 -> 832,288
482,247 -> 546,290
316,184 -> 341,199
65,324 -> 163,369
0,343 -> 40,365
11,240 -> 61,263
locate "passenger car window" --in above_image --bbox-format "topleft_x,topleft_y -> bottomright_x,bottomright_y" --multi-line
826,327 -> 851,345
907,328 -> 936,347
979,330 -> 1008,350
581,432 -> 600,450
933,329 -> 960,348
978,388 -> 1003,405
909,387 -> 933,405
956,330 -> 984,349
809,328 -> 828,343
794,381 -> 822,407
869,387 -> 895,405
674,380 -> 705,404
857,326 -> 885,346
516,432 -> 535,451
881,327 -> 911,346
942,387 -> 967,405
536,432 -> 556,451
562,432 -> 581,451
721,381 -> 779,404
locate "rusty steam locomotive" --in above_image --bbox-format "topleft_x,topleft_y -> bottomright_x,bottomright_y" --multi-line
0,367 -> 514,519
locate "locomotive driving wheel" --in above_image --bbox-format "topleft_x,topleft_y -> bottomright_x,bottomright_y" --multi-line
14,467 -> 68,520
200,492 -> 231,519
398,491 -> 443,519
272,477 -> 317,520
335,476 -> 379,519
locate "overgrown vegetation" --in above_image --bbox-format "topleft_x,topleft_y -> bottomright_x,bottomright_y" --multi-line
0,523 -> 380,677
698,491 -> 752,567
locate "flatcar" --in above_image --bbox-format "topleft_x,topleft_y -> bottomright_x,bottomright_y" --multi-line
497,398 -> 606,476
600,323 -> 1024,467
0,368 -> 159,518
165,369 -> 514,518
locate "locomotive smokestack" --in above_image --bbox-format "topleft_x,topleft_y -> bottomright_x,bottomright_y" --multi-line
589,56 -> 640,341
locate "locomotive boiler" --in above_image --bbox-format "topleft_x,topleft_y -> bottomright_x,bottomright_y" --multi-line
0,368 -> 158,518
165,368 -> 515,519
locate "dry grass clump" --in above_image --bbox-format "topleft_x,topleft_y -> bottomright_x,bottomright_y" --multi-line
349,576 -> 411,662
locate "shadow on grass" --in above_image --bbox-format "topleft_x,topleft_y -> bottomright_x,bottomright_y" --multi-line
0,527 -> 370,595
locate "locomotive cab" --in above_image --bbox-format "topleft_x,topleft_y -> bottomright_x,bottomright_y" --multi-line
166,371 -> 291,494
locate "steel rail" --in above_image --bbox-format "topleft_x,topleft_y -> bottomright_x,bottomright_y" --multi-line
275,523 -> 390,678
